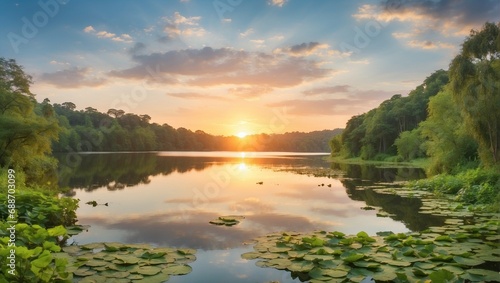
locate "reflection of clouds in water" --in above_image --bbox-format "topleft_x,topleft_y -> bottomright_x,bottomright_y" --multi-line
229,197 -> 274,213
77,208 -> 335,250
309,206 -> 352,218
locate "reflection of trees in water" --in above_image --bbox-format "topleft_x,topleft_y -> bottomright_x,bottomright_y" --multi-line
56,153 -> 330,191
340,177 -> 446,232
330,162 -> 426,182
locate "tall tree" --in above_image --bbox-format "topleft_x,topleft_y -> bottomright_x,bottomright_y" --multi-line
419,89 -> 478,174
449,22 -> 500,166
0,58 -> 60,184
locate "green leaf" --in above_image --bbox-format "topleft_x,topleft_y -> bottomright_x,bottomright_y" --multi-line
132,266 -> 161,276
47,225 -> 67,237
453,256 -> 485,266
31,250 -> 52,268
163,264 -> 192,275
341,253 -> 365,263
429,269 -> 456,283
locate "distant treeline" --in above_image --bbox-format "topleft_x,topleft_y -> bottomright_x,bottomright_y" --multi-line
51,102 -> 341,153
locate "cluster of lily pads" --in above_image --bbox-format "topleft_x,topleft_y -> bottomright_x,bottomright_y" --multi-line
209,215 -> 245,226
61,242 -> 196,282
242,225 -> 499,282
241,179 -> 499,282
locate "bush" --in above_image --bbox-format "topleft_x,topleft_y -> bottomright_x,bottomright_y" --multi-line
409,168 -> 500,207
0,191 -> 78,228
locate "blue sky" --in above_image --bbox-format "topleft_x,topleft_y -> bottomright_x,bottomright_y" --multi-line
1,0 -> 499,135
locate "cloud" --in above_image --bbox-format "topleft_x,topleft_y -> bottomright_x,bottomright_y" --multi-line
166,92 -> 228,101
227,86 -> 273,99
49,60 -> 69,66
239,28 -> 254,38
274,42 -> 332,57
109,47 -> 332,88
407,40 -> 454,50
83,25 -> 133,43
162,11 -> 206,39
83,25 -> 95,33
268,0 -> 287,7
269,89 -> 397,115
302,85 -> 351,96
269,34 -> 284,41
128,42 -> 146,55
221,18 -> 232,23
78,209 -> 331,249
39,67 -> 106,88
354,0 -> 500,37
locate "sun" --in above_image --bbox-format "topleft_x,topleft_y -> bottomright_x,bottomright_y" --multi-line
236,131 -> 248,138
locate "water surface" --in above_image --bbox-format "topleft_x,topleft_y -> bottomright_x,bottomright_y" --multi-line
57,152 -> 440,282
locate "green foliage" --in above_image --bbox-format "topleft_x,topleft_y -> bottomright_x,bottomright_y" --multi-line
0,58 -> 60,185
338,70 -> 448,159
419,88 -> 479,175
395,128 -> 426,161
51,101 -> 342,152
0,190 -> 78,228
328,135 -> 342,156
0,223 -> 72,283
449,22 -> 500,166
410,168 -> 500,206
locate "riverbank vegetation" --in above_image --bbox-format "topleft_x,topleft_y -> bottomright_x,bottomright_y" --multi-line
330,22 -> 500,210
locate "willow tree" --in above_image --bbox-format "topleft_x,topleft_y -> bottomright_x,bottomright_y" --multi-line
449,22 -> 500,166
0,58 -> 60,184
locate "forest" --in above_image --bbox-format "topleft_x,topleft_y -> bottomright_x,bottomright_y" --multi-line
50,102 -> 340,154
330,22 -> 500,207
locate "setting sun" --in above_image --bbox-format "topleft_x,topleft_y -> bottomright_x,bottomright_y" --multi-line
236,132 -> 248,138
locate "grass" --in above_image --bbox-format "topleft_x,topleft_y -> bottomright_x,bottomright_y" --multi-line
326,155 -> 430,169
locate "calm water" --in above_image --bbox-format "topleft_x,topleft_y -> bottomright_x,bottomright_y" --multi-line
57,152 -> 440,283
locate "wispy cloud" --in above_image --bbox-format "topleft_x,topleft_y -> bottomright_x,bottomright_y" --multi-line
161,12 -> 206,39
239,28 -> 255,38
166,92 -> 228,101
274,42 -> 331,57
227,86 -> 273,99
268,0 -> 287,7
407,40 -> 454,50
302,85 -> 351,96
269,89 -> 397,115
39,67 -> 106,88
83,25 -> 133,43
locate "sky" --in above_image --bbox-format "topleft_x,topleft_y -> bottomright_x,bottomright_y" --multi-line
1,0 -> 499,136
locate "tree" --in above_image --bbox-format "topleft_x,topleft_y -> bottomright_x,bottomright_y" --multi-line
61,101 -> 76,110
85,107 -> 98,113
449,22 -> 500,166
394,128 -> 425,161
0,58 -> 60,184
107,108 -> 125,118
419,89 -> 478,174
329,135 -> 342,156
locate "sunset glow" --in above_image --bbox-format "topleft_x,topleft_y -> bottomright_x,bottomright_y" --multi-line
1,1 -> 498,136
237,132 -> 248,138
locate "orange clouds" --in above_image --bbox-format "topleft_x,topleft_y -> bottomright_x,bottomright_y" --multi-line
353,0 -> 500,50
109,46 -> 332,88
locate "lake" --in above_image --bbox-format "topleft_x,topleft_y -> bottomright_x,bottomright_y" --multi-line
57,152 -> 440,283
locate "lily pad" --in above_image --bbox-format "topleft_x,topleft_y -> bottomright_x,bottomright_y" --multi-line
163,264 -> 192,275
131,266 -> 161,276
453,256 -> 485,266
